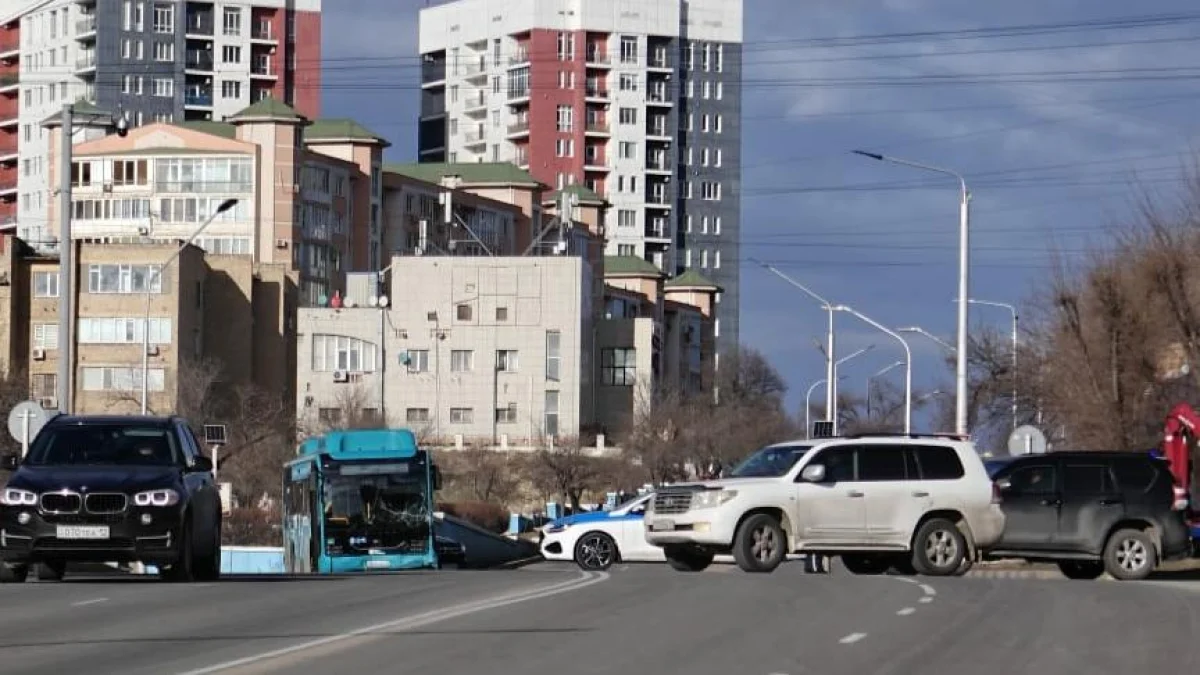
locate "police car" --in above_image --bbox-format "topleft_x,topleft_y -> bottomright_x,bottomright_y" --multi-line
538,493 -> 665,571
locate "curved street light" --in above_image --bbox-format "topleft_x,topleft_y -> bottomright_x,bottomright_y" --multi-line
832,304 -> 913,433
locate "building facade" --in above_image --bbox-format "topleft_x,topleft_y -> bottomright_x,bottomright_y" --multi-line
7,0 -> 321,251
416,0 -> 742,353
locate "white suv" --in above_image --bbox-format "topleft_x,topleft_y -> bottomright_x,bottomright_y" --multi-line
643,433 -> 1005,575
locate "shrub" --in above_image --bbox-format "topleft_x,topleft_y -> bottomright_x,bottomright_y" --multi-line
438,500 -> 509,533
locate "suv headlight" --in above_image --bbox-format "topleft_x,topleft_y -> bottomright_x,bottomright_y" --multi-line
692,490 -> 738,509
134,489 -> 180,507
0,488 -> 36,506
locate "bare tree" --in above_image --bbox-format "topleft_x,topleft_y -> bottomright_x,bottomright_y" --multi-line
528,435 -> 605,511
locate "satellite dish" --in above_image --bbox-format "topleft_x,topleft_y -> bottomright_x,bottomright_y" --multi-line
1007,425 -> 1048,455
8,401 -> 50,448
378,295 -> 389,307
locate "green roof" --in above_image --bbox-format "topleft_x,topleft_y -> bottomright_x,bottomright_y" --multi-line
41,98 -> 115,128
304,118 -> 389,146
604,255 -> 665,278
177,120 -> 238,140
385,162 -> 542,187
546,185 -> 605,205
228,97 -> 306,124
665,268 -> 721,291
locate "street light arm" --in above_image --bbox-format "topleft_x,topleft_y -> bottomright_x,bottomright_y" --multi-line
872,360 -> 904,378
834,305 -> 913,433
898,326 -> 956,353
854,150 -> 967,193
835,344 -> 875,367
749,257 -> 831,308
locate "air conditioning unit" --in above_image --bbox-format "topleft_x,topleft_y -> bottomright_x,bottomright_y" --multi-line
38,397 -> 56,410
31,348 -> 44,360
146,345 -> 159,356
275,239 -> 289,249
332,370 -> 348,382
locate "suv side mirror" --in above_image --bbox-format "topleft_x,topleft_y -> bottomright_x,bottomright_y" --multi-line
1,454 -> 19,471
800,464 -> 826,483
191,456 -> 214,472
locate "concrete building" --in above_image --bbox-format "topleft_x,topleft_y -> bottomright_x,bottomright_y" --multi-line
39,98 -> 387,306
416,0 -> 743,354
4,0 -> 322,251
1,16 -> 20,227
0,235 -> 296,415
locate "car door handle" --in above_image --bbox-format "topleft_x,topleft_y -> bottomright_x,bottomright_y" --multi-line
912,491 -> 930,498
847,491 -> 865,498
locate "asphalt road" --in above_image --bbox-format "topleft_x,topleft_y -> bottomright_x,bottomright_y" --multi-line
4,561 -> 1200,674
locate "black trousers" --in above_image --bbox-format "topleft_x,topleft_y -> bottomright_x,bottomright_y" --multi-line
804,554 -> 829,573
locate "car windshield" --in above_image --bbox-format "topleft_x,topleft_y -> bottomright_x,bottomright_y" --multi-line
727,444 -> 813,478
613,495 -> 648,513
322,462 -> 431,556
24,424 -> 180,467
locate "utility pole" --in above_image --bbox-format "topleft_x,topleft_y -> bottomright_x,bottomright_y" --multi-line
56,104 -> 73,413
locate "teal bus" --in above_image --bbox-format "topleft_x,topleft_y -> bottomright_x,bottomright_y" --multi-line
281,428 -> 442,573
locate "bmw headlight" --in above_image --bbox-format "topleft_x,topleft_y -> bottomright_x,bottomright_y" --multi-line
0,488 -> 36,506
134,489 -> 180,507
691,490 -> 738,509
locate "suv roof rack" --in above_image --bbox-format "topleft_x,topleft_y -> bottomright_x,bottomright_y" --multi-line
842,432 -> 971,441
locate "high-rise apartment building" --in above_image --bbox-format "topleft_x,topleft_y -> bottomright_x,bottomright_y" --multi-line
417,0 -> 743,352
3,0 -> 321,251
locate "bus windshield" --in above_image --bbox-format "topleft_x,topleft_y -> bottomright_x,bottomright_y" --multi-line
321,462 -> 430,556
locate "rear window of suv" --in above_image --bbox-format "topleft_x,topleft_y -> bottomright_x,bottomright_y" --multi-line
836,444 -> 965,481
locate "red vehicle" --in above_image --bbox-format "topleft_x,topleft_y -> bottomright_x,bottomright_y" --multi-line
1160,403 -> 1200,538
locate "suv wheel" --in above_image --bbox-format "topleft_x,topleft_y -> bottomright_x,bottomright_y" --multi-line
163,517 -> 196,583
911,518 -> 967,576
1103,529 -> 1157,581
194,519 -> 221,582
36,560 -> 65,581
733,513 -> 787,573
842,554 -> 892,575
1058,560 -> 1105,580
663,545 -> 715,572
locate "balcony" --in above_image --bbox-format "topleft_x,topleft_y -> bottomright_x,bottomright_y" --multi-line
0,113 -> 16,129
185,92 -> 213,108
507,87 -> 530,104
0,74 -> 16,94
0,143 -> 16,162
507,50 -> 530,67
250,63 -> 276,79
647,89 -> 673,106
0,35 -> 17,58
185,17 -> 215,37
646,193 -> 672,208
462,59 -> 488,82
585,86 -> 608,101
462,131 -> 487,147
506,120 -> 529,137
75,15 -> 97,38
646,158 -> 672,174
585,50 -> 611,67
645,223 -> 671,241
585,120 -> 610,135
251,21 -> 276,42
0,180 -> 15,195
185,51 -> 214,71
463,94 -> 487,115
647,124 -> 671,140
422,61 -> 446,87
75,52 -> 96,72
648,54 -> 671,71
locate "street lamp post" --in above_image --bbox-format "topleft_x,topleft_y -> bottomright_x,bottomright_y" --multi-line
832,304 -> 913,433
967,298 -> 1019,430
140,198 -> 238,414
867,360 -> 904,418
898,326 -> 956,354
853,150 -> 970,436
751,259 -> 839,432
805,376 -> 846,439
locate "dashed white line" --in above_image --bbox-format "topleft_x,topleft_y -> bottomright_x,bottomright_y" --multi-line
71,597 -> 108,607
839,632 -> 867,645
919,596 -> 933,603
918,583 -> 937,597
892,577 -> 919,584
896,607 -> 915,616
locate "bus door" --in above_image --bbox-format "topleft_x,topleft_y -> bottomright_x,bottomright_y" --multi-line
284,463 -> 319,574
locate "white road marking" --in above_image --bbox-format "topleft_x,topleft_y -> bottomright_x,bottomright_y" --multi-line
839,632 -> 867,645
919,596 -> 933,603
71,597 -> 108,607
892,577 -> 918,584
896,607 -> 915,616
919,583 -> 937,596
174,570 -> 609,674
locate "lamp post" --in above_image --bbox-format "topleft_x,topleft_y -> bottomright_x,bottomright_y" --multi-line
832,304 -> 913,433
751,258 -> 839,432
898,326 -> 956,354
805,375 -> 846,439
967,298 -> 1019,430
140,198 -> 238,414
853,150 -> 970,435
867,360 -> 904,419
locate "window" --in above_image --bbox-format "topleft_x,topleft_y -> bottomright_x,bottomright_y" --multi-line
857,446 -> 908,481
556,105 -> 573,132
555,138 -> 573,157
449,408 -> 473,424
86,264 -> 164,294
153,42 -> 174,62
618,73 -> 638,91
618,210 -> 635,228
112,159 -> 149,186
78,318 -> 172,345
152,3 -> 173,33
556,32 -> 573,60
310,334 -> 378,372
701,181 -> 721,201
450,349 -> 473,372
33,323 -> 58,350
405,349 -> 430,373
456,303 -> 472,321
618,142 -> 635,159
33,271 -> 59,298
496,306 -> 508,321
546,331 -> 561,381
1063,463 -> 1113,495
222,46 -> 241,64
913,445 -> 966,480
81,366 -> 165,392
495,405 -> 517,424
1005,463 -> 1056,495
496,350 -> 518,372
31,374 -> 56,400
813,446 -> 855,482
405,408 -> 430,424
544,391 -> 559,436
154,157 -> 254,194
619,107 -> 637,124
222,7 -> 242,36
620,36 -> 638,63
221,80 -> 241,98
1112,458 -> 1157,492
601,347 -> 636,386
152,78 -> 173,97
557,71 -> 573,89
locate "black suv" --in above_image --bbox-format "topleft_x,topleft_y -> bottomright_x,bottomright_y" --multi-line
985,451 -> 1190,580
0,414 -> 224,583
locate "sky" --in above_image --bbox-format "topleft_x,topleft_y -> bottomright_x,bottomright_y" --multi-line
317,0 -> 1200,440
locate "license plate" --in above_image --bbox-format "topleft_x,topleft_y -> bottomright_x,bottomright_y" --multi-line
649,520 -> 675,532
56,525 -> 109,540
365,559 -> 391,570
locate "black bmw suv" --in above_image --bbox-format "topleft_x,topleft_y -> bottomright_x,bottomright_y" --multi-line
0,414 -> 224,583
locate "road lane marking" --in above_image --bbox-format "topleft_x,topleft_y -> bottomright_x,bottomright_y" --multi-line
919,596 -> 933,603
839,633 -> 867,645
896,607 -> 915,616
71,598 -> 108,607
175,570 -> 609,675
919,583 -> 936,596
892,577 -> 918,584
